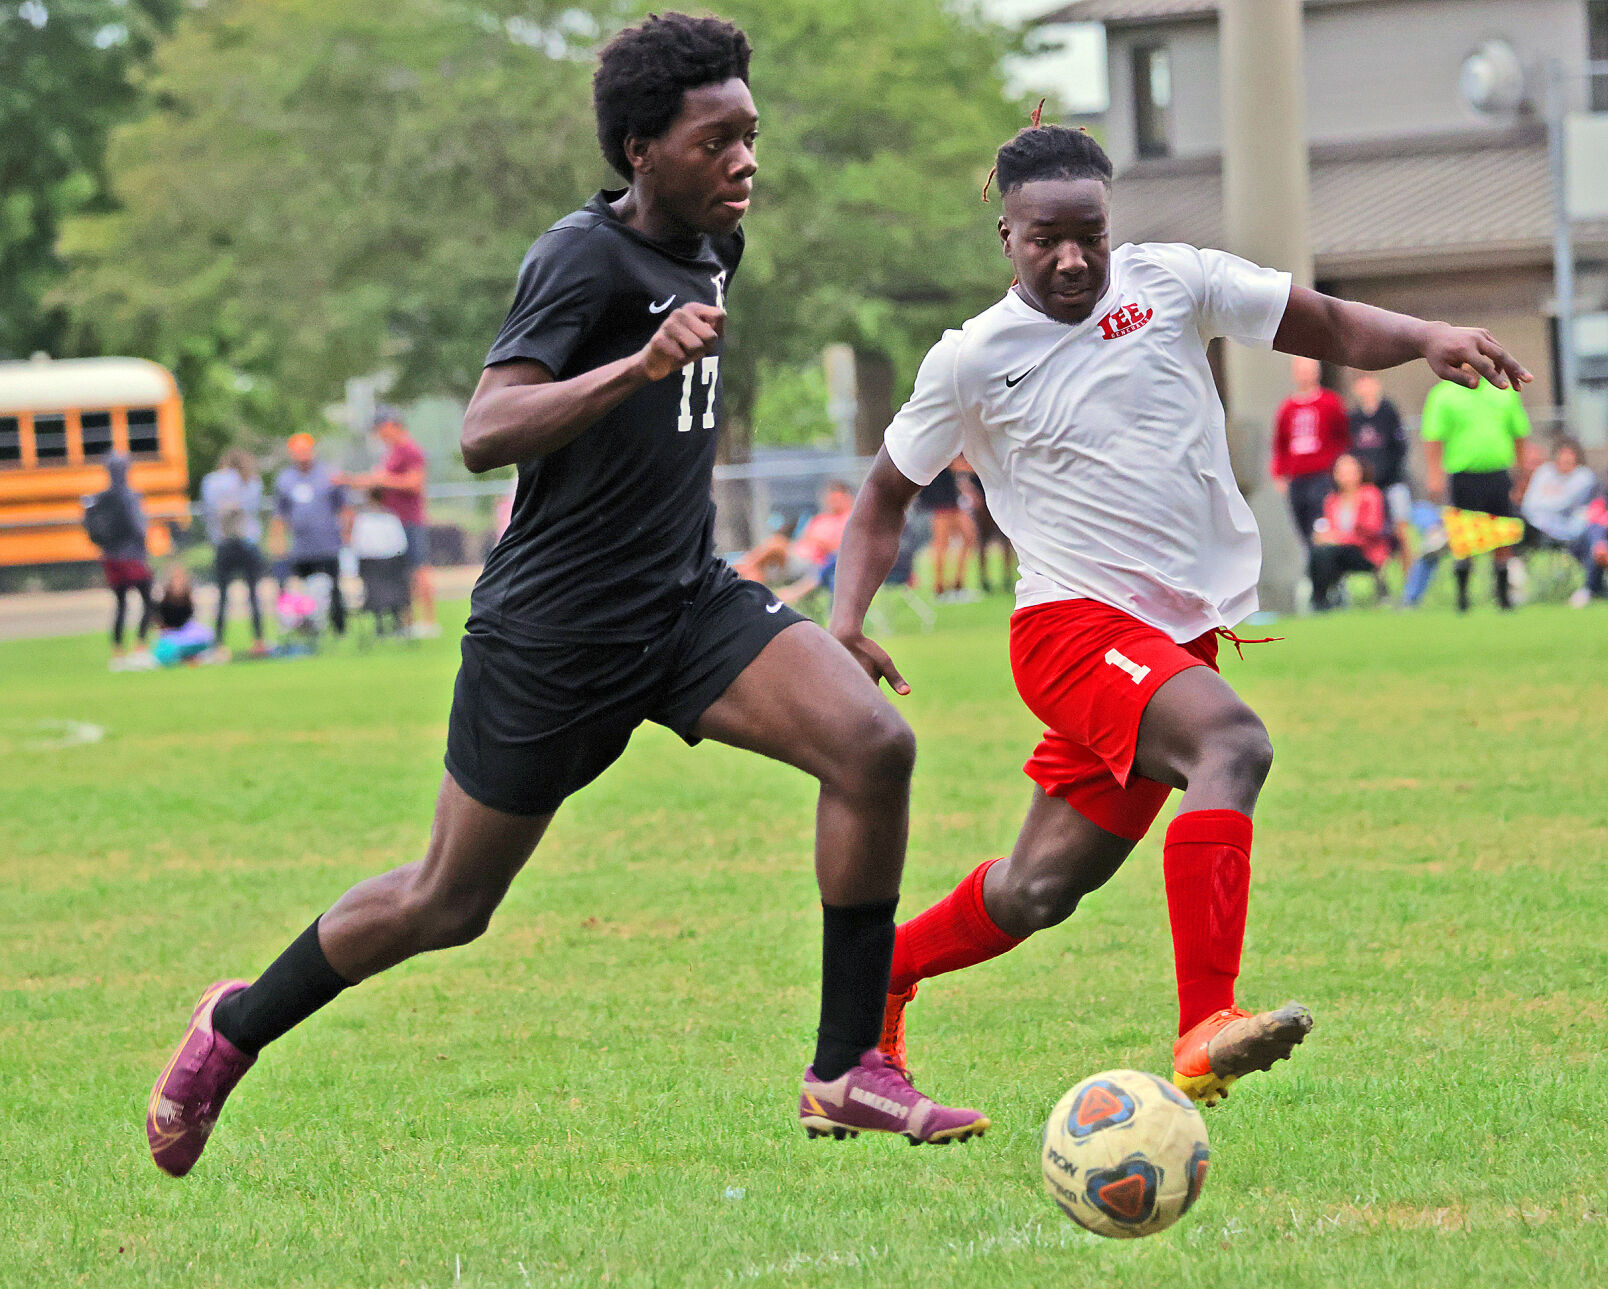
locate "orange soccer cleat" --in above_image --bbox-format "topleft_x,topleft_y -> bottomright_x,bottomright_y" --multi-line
1171,1002 -> 1314,1106
878,984 -> 918,1072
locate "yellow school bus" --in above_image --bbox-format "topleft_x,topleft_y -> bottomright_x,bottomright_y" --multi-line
0,355 -> 189,566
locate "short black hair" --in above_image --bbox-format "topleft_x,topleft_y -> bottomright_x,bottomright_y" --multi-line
593,13 -> 752,180
993,124 -> 1113,197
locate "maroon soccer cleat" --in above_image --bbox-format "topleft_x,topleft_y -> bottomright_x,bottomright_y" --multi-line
800,1049 -> 989,1145
146,979 -> 255,1177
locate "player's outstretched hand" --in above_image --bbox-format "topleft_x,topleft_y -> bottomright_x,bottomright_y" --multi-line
833,629 -> 910,696
1422,323 -> 1531,391
638,303 -> 725,382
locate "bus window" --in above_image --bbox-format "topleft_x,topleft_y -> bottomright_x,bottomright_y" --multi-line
127,407 -> 160,456
0,416 -> 18,466
81,410 -> 114,459
34,412 -> 68,461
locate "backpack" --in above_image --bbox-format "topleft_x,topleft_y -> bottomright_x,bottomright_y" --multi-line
84,489 -> 136,551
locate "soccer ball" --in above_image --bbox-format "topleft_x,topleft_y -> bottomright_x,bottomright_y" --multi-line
1040,1068 -> 1210,1239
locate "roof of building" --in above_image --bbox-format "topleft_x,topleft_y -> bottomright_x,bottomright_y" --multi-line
0,357 -> 178,416
1108,125 -> 1608,276
1041,0 -> 1368,25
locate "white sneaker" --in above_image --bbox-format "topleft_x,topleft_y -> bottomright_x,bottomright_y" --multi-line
1570,587 -> 1592,609
408,621 -> 442,639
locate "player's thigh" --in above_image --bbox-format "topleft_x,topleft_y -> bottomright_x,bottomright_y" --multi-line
413,771 -> 554,905
689,619 -> 911,784
1132,665 -> 1266,791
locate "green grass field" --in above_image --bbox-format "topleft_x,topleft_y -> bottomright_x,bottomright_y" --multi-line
5,595 -> 1607,1287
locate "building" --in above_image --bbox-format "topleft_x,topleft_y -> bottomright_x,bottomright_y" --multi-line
1044,0 -> 1608,442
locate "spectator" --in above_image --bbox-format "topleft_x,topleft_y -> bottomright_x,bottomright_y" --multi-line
1347,374 -> 1413,586
1307,453 -> 1389,611
1421,376 -> 1531,612
735,480 -> 855,605
792,480 -> 854,568
84,453 -> 155,670
271,432 -> 351,636
199,447 -> 268,653
344,411 -> 437,637
955,456 -> 1014,594
1521,437 -> 1606,607
150,564 -> 217,667
1272,356 -> 1350,546
917,464 -> 977,601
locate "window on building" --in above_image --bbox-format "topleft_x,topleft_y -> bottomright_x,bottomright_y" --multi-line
1133,44 -> 1172,159
33,412 -> 68,461
126,407 -> 160,456
80,411 -> 114,459
0,416 -> 19,466
1591,1 -> 1608,111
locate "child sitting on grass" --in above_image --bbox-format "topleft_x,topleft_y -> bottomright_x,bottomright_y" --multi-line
150,565 -> 220,667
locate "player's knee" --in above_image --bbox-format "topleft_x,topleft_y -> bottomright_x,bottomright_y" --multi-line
403,884 -> 498,951
838,706 -> 916,791
1206,708 -> 1274,787
1011,867 -> 1087,930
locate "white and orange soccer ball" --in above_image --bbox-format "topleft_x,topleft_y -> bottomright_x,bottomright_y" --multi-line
1040,1068 -> 1210,1239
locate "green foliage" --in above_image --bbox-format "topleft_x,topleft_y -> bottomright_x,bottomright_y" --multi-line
751,357 -> 835,447
0,0 -> 178,359
56,0 -> 612,479
53,0 -> 1030,476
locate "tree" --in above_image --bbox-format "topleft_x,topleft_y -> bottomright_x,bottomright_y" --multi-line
56,0 -> 1030,480
0,0 -> 178,359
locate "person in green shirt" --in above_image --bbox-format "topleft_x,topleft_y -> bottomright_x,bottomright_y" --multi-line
1420,378 -> 1531,611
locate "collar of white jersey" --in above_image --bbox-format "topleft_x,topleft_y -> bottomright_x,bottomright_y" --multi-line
998,266 -> 1122,336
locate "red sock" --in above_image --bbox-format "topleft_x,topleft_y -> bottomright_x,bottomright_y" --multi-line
889,860 -> 1025,995
1163,809 -> 1252,1035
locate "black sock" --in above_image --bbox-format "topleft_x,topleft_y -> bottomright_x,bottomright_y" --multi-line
212,918 -> 353,1056
1495,563 -> 1511,609
1454,562 -> 1472,611
812,898 -> 898,1081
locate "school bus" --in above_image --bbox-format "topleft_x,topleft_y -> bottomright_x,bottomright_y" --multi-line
0,355 -> 190,566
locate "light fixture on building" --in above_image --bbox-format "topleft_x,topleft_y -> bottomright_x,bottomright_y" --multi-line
1459,39 -> 1527,115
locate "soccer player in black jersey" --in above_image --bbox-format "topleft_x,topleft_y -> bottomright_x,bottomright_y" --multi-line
147,13 -> 986,1177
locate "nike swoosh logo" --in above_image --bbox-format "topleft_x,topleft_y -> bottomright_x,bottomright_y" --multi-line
1004,365 -> 1038,388
766,601 -> 783,614
649,295 -> 676,314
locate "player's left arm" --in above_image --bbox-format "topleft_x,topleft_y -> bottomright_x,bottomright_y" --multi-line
1273,286 -> 1532,391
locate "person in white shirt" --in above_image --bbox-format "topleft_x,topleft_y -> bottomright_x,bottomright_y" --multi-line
830,123 -> 1530,1111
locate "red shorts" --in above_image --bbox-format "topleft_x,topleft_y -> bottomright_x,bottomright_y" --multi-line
1011,599 -> 1219,842
102,557 -> 152,591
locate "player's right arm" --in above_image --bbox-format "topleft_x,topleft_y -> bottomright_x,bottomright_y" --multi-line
830,330 -> 967,695
829,448 -> 923,695
460,303 -> 723,472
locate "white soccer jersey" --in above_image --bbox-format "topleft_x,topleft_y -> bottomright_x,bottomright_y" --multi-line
884,242 -> 1292,642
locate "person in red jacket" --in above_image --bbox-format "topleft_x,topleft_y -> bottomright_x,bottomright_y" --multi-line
1307,453 -> 1388,610
1272,356 -> 1350,546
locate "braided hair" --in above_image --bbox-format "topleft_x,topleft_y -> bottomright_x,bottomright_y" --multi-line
992,123 -> 1113,199
593,13 -> 752,179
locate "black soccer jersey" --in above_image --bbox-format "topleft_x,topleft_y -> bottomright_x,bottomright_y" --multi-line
469,190 -> 743,643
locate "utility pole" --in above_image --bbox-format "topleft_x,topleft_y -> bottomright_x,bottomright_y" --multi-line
1219,0 -> 1314,613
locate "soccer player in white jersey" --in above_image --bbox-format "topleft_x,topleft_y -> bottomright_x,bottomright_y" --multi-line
830,124 -> 1530,1108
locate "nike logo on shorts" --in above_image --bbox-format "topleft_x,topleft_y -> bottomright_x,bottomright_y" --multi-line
649,295 -> 676,314
1004,365 -> 1038,388
766,601 -> 784,614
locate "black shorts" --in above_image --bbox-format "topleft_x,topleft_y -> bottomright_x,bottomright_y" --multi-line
445,564 -> 808,816
1449,470 -> 1516,519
